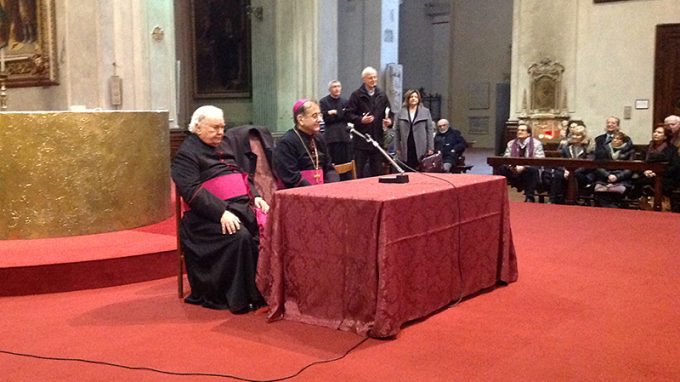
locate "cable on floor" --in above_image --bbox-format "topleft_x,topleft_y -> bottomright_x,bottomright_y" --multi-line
0,336 -> 370,382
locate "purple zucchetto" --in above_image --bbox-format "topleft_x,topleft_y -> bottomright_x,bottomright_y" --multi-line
292,99 -> 309,114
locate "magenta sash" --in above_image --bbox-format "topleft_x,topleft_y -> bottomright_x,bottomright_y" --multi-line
202,173 -> 249,199
184,173 -> 268,238
301,169 -> 324,185
184,173 -> 249,211
276,169 -> 324,189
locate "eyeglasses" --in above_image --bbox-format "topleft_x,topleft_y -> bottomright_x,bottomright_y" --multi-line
437,124 -> 448,127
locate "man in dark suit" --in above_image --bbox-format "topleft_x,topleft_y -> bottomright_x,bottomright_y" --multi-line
319,80 -> 352,170
595,116 -> 622,151
347,66 -> 393,178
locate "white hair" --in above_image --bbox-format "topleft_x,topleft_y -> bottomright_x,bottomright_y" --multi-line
328,80 -> 341,89
361,66 -> 377,78
188,105 -> 224,132
665,115 -> 680,123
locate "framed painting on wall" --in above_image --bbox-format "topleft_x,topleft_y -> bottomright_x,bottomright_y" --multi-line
0,0 -> 58,87
191,0 -> 252,98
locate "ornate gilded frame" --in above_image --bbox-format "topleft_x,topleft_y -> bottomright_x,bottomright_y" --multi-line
190,0 -> 251,98
0,0 -> 58,87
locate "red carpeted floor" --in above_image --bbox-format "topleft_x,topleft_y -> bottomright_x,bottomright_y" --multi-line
1,202 -> 679,381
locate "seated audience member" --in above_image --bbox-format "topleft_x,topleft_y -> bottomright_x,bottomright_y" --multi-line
171,105 -> 269,313
662,115 -> 680,212
639,126 -> 678,196
593,131 -> 635,207
665,115 -> 680,149
595,116 -> 625,151
548,124 -> 595,204
644,126 -> 676,164
499,123 -> 545,202
557,121 -> 595,153
556,120 -> 573,152
273,99 -> 339,188
665,150 -> 680,212
434,118 -> 467,172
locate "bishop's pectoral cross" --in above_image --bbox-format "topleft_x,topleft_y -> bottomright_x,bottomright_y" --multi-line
313,170 -> 321,183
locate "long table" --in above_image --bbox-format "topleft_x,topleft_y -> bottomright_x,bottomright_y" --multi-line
486,156 -> 667,210
256,173 -> 518,338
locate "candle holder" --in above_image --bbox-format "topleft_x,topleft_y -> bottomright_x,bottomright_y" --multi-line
0,70 -> 7,111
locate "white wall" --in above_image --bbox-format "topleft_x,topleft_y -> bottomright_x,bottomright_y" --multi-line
5,0 -> 177,128
511,0 -> 680,144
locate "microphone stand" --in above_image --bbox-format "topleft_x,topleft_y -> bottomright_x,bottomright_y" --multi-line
348,124 -> 409,184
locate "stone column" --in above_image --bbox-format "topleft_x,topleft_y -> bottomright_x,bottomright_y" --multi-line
251,0 -> 399,132
338,0 -> 399,94
250,0 -> 338,132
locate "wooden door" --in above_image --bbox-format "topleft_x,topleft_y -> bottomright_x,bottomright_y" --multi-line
654,24 -> 680,127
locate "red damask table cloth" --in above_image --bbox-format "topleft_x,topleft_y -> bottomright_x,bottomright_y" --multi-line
256,173 -> 517,338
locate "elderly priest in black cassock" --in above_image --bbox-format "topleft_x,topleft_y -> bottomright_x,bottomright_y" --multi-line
273,99 -> 339,188
171,105 -> 269,313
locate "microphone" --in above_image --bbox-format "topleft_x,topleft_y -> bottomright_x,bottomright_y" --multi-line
346,124 -> 409,183
346,123 -> 367,140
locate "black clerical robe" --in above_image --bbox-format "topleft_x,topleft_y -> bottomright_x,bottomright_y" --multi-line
171,134 -> 264,312
272,128 -> 339,188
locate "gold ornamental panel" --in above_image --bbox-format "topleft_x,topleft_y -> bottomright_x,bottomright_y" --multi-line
0,111 -> 171,239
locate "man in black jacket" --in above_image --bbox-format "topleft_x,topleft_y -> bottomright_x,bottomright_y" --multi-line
595,116 -> 624,151
347,66 -> 393,177
320,80 -> 352,170
434,118 -> 467,172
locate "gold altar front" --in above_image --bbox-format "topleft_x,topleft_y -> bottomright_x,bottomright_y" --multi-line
0,111 -> 172,239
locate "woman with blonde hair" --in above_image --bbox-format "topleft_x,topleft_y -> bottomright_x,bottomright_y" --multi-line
548,123 -> 595,204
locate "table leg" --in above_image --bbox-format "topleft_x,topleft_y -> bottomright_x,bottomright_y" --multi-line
565,168 -> 577,205
654,176 -> 663,211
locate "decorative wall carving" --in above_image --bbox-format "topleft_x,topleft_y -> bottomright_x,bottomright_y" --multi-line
516,58 -> 570,143
527,58 -> 565,115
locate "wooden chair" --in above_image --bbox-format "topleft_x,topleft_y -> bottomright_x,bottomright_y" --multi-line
451,155 -> 473,173
449,140 -> 474,173
334,160 -> 358,179
175,184 -> 186,298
